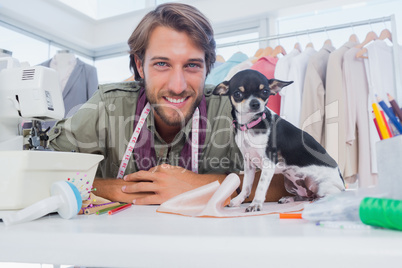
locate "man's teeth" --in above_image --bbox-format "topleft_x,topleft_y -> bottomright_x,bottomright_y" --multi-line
166,97 -> 186,103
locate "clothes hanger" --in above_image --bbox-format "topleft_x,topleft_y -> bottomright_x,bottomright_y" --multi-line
305,30 -> 314,49
294,42 -> 302,52
355,31 -> 378,49
254,48 -> 264,58
379,29 -> 392,42
251,47 -> 266,63
323,27 -> 333,47
349,34 -> 359,43
324,39 -> 333,46
355,31 -> 378,59
262,46 -> 273,57
270,45 -> 287,57
305,42 -> 314,49
216,55 -> 226,63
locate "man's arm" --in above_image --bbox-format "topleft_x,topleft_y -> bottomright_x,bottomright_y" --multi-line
93,164 -> 288,205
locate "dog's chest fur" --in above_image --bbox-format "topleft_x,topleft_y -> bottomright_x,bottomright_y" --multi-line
235,127 -> 343,199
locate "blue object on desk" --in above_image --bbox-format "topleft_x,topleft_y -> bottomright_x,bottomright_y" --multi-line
1,181 -> 82,225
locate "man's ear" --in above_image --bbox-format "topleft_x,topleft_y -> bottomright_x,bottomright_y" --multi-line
213,81 -> 230,95
134,55 -> 144,78
268,79 -> 293,95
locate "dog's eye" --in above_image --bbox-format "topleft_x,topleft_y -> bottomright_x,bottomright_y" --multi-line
261,89 -> 270,97
234,91 -> 243,100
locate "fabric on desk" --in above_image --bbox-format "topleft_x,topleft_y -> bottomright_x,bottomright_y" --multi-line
299,44 -> 334,146
205,52 -> 248,85
280,47 -> 317,127
325,41 -> 358,181
157,173 -> 305,217
343,47 -> 377,187
41,58 -> 98,117
251,56 -> 280,114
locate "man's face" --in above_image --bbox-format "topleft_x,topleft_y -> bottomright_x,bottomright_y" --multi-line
135,26 -> 207,127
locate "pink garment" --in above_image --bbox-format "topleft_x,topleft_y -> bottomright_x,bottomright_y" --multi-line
251,56 -> 281,114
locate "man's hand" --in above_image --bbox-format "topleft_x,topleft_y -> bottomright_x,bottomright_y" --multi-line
93,164 -> 226,205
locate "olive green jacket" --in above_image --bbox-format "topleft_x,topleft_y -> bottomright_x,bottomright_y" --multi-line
49,81 -> 243,178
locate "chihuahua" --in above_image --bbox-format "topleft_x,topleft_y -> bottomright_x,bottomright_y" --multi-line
213,69 -> 345,212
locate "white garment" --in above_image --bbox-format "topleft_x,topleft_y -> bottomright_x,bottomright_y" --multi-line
224,57 -> 256,81
274,48 -> 300,81
274,48 -> 300,121
364,40 -> 402,173
50,53 -> 77,92
279,47 -> 317,127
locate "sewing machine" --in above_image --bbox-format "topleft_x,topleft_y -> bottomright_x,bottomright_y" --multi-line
0,56 -> 103,210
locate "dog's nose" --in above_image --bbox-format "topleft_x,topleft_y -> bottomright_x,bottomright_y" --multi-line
249,99 -> 260,110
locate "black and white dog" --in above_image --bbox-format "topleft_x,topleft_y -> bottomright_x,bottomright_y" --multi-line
213,69 -> 345,212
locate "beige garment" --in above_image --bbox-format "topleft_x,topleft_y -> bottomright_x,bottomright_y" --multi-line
325,41 -> 358,180
300,44 -> 335,146
343,47 -> 377,187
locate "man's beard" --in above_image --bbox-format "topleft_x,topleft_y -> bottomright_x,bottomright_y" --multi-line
145,82 -> 203,127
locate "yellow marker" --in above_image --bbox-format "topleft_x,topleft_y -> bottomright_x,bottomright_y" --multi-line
372,102 -> 390,139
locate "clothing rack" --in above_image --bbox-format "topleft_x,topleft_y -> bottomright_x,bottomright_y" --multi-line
217,15 -> 401,106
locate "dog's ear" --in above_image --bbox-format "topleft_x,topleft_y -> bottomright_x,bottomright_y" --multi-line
268,79 -> 293,95
213,81 -> 230,96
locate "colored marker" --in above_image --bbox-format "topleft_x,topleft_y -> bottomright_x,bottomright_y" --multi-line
380,111 -> 393,138
376,95 -> 402,134
279,213 -> 303,219
387,93 -> 402,123
96,204 -> 124,215
108,203 -> 132,215
372,102 -> 390,139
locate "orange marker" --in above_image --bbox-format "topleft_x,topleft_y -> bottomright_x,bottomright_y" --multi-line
279,213 -> 303,219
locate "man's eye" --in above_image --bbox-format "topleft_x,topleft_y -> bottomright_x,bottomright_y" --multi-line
155,62 -> 167,67
187,63 -> 198,68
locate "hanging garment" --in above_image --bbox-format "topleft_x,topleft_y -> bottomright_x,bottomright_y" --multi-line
325,41 -> 358,180
280,47 -> 317,127
250,56 -> 280,114
363,39 -> 402,173
205,52 -> 248,85
50,55 -> 77,93
224,57 -> 257,81
299,43 -> 335,146
41,58 -> 98,117
275,48 -> 301,115
343,47 -> 378,187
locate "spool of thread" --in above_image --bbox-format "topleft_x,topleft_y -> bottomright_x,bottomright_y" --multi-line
359,197 -> 402,231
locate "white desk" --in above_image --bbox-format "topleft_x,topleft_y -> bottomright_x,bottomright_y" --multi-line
1,205 -> 401,268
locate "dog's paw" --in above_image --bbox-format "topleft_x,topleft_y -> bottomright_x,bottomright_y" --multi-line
229,196 -> 245,207
278,196 -> 296,204
245,203 -> 262,212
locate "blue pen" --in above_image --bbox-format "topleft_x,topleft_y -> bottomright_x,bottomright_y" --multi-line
376,95 -> 402,134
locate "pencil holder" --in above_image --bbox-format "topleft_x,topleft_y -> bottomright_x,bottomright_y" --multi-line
376,135 -> 402,200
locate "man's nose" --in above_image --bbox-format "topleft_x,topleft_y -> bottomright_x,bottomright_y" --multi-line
168,68 -> 187,94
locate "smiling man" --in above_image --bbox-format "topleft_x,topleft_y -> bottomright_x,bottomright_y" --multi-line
49,3 -> 287,205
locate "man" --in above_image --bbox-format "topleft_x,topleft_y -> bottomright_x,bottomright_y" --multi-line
49,3 -> 286,205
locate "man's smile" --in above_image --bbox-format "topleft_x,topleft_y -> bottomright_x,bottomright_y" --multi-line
164,96 -> 189,104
